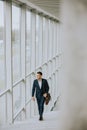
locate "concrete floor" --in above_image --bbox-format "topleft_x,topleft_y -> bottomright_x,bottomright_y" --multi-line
0,111 -> 60,130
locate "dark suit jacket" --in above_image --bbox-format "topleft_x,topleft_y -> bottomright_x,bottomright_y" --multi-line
32,78 -> 49,99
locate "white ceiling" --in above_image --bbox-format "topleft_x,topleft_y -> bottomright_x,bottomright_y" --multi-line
28,0 -> 60,18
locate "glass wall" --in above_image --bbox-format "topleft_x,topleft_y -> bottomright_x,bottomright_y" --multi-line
0,1 -> 5,92
0,0 -> 61,125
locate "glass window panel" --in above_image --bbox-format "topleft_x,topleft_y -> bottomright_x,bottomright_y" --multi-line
45,19 -> 49,60
26,103 -> 31,119
14,110 -> 25,122
36,15 -> 43,67
42,17 -> 48,63
48,61 -> 51,76
13,83 -> 23,115
26,11 -> 31,75
0,95 -> 6,124
25,76 -> 31,102
42,64 -> 47,78
12,5 -> 21,83
0,1 -> 5,92
30,13 -> 36,71
14,112 -> 21,122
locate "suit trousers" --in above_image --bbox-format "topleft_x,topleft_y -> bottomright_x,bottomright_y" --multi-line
36,96 -> 45,117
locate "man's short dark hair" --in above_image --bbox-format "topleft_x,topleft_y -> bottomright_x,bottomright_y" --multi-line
37,71 -> 43,75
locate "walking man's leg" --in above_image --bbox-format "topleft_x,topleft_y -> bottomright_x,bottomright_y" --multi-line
39,96 -> 45,120
36,97 -> 45,121
37,99 -> 41,116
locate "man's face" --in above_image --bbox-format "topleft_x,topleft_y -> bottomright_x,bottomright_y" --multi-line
36,74 -> 42,80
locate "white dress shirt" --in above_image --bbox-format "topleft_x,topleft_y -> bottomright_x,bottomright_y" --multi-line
38,79 -> 42,89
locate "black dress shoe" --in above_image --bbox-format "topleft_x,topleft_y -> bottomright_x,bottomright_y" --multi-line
39,116 -> 43,121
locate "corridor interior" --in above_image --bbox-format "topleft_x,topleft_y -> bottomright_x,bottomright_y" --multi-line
1,0 -> 86,130
0,0 -> 62,129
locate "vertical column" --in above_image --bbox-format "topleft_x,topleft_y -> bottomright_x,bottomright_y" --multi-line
5,1 -> 13,124
21,5 -> 26,80
20,5 -> 26,120
39,15 -> 43,66
48,20 -> 51,60
42,17 -> 45,63
53,22 -> 55,57
36,14 -> 39,68
42,17 -> 48,63
31,12 -> 36,72
57,23 -> 60,55
45,18 -> 49,62
50,20 -> 53,59
31,12 -> 36,116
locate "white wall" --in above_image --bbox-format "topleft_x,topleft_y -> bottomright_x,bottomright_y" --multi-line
59,0 -> 87,129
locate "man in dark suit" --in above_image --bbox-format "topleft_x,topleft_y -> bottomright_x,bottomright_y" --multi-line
32,71 -> 49,121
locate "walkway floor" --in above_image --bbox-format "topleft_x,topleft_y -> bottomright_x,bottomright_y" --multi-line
0,111 -> 60,130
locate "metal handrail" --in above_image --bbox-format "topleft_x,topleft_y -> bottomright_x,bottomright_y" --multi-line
0,88 -> 10,97
25,72 -> 35,79
13,106 -> 25,121
0,78 -> 24,98
13,78 -> 25,88
26,98 -> 32,106
25,54 -> 60,79
13,98 -> 32,121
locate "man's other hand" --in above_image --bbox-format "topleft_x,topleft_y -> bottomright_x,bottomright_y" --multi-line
32,97 -> 35,101
43,93 -> 47,98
